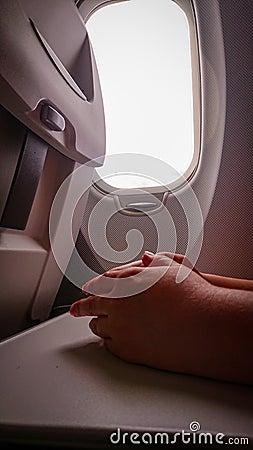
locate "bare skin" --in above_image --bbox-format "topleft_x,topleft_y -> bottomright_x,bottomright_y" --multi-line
70,252 -> 253,385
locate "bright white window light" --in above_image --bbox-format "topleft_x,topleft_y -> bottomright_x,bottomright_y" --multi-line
86,0 -> 195,189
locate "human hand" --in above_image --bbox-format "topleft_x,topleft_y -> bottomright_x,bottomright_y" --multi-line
70,257 -> 218,378
81,251 -> 199,298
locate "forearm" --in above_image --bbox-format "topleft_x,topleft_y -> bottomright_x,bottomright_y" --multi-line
195,285 -> 253,384
201,273 -> 253,291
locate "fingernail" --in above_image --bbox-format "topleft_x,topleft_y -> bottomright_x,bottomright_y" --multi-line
144,251 -> 154,256
104,270 -> 113,275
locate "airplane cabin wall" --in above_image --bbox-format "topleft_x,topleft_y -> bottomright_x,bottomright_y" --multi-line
55,0 -> 253,311
1,0 -> 252,336
197,0 -> 253,279
73,0 -> 253,281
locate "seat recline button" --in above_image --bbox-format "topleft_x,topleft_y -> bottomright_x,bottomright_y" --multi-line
40,104 -> 65,131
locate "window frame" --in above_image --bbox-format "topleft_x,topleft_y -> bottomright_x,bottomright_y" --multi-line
82,0 -> 201,196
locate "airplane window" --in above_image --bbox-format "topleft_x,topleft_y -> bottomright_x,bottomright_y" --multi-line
86,0 -> 199,189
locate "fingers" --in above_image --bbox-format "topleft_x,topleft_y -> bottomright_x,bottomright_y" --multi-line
82,273 -> 106,295
143,251 -> 184,265
82,261 -> 143,295
82,252 -> 175,296
142,251 -> 199,273
82,266 -> 144,297
89,317 -> 111,339
142,251 -> 174,267
104,259 -> 143,274
82,273 -> 116,296
103,266 -> 144,278
70,296 -> 109,317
